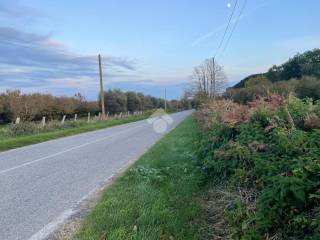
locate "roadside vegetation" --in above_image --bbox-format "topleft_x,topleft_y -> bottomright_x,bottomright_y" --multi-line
74,117 -> 207,240
72,48 -> 320,240
0,87 -> 195,151
0,89 -> 194,124
195,95 -> 320,239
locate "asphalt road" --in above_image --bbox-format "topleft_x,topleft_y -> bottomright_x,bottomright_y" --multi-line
0,110 -> 193,240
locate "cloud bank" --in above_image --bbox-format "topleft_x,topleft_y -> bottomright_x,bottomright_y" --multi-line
0,26 -> 137,92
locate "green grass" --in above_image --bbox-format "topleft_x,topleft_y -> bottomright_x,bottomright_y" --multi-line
0,115 -> 149,151
74,116 -> 206,240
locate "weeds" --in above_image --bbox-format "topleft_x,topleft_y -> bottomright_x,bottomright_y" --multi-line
195,95 -> 320,239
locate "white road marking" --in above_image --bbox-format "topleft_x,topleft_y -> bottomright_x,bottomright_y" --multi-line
0,124 -> 146,176
27,173 -> 118,240
27,209 -> 74,240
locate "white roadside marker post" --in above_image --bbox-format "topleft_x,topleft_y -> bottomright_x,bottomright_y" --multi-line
61,115 -> 66,125
74,114 -> 77,121
15,117 -> 20,124
42,117 -> 46,127
87,112 -> 91,123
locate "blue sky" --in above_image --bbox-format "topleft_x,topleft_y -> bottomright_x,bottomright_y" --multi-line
0,0 -> 319,100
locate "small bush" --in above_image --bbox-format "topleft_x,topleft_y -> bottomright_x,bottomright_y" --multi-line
7,122 -> 39,136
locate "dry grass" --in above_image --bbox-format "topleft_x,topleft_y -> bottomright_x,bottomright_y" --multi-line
195,94 -> 287,129
200,186 -> 235,240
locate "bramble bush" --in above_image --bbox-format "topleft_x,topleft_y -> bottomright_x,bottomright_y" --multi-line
195,94 -> 320,239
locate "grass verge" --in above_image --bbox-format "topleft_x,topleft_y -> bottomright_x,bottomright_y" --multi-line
0,114 -> 149,152
74,116 -> 206,240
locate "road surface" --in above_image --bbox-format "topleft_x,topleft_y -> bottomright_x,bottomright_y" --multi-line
0,110 -> 193,240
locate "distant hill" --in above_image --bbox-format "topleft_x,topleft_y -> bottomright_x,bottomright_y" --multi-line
233,48 -> 320,89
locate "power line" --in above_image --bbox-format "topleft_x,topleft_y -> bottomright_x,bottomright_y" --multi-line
217,0 -> 248,60
214,0 -> 239,58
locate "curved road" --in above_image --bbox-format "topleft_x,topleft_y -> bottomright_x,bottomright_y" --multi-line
0,110 -> 193,240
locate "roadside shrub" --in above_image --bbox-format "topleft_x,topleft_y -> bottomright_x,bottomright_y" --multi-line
195,96 -> 320,239
7,122 -> 39,136
63,120 -> 83,128
250,108 -> 274,127
287,96 -> 314,128
5,120 -> 80,137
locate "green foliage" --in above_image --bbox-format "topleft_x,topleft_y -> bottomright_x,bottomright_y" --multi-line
250,108 -> 274,127
129,166 -> 170,186
5,119 -> 84,137
196,98 -> 320,239
103,89 -> 187,115
287,96 -> 314,128
104,89 -> 128,114
234,48 -> 320,88
229,49 -> 320,103
244,76 -> 272,88
296,76 -> 320,100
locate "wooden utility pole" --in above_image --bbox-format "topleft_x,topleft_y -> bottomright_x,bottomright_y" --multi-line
164,88 -> 167,112
98,54 -> 106,119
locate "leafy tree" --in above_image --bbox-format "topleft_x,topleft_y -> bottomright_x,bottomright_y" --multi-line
104,89 -> 127,114
126,92 -> 139,112
235,48 -> 320,88
244,75 -> 271,88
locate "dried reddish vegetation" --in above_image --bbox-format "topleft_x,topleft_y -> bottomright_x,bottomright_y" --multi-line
196,94 -> 287,127
195,94 -> 320,239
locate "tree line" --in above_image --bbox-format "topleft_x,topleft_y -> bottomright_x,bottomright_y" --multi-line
0,89 -> 193,123
103,89 -> 194,114
103,90 -> 164,114
234,48 -> 320,88
0,91 -> 98,123
227,48 -> 320,103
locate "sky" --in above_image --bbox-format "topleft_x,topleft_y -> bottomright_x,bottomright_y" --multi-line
0,0 -> 319,100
